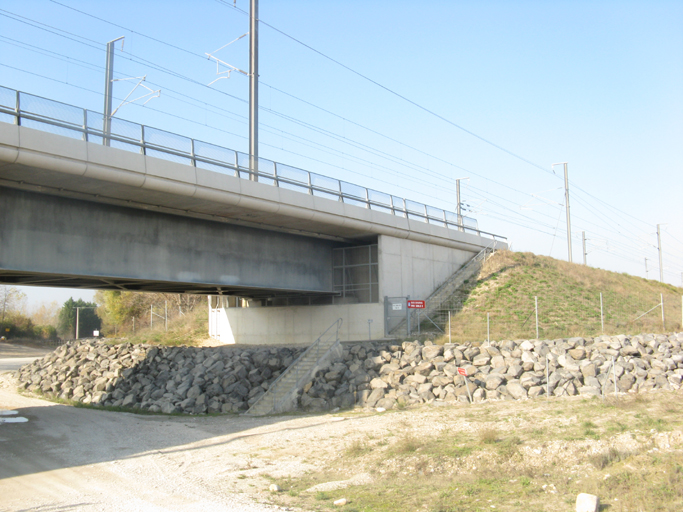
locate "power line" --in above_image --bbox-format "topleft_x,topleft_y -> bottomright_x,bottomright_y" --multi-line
218,0 -> 558,178
0,35 -> 102,72
6,4 -> 679,278
49,0 -> 203,59
220,1 -> 676,252
0,9 -> 103,49
8,2 -> 589,213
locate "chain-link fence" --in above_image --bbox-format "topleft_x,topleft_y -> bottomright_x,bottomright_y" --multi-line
427,291 -> 683,343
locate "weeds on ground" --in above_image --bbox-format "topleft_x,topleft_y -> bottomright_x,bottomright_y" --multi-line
271,391 -> 683,512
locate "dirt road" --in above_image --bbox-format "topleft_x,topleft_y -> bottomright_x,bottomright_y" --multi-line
0,369 -> 319,512
0,341 -> 51,372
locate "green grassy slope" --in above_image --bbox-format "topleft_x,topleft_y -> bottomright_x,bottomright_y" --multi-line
441,250 -> 682,343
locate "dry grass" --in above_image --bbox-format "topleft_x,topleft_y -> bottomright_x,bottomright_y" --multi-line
478,427 -> 500,444
124,306 -> 208,346
270,390 -> 683,512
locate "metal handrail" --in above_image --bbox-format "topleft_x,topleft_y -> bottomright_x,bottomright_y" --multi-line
0,86 -> 507,242
401,240 -> 499,335
247,317 -> 342,415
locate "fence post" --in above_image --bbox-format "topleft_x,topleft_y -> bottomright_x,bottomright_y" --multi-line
448,311 -> 451,344
15,90 -> 20,126
406,296 -> 411,337
487,312 -> 490,346
535,296 -> 539,339
462,374 -> 473,404
660,293 -> 665,331
546,354 -> 550,399
150,305 -> 153,329
82,107 -> 88,142
165,301 -> 168,332
600,292 -> 604,334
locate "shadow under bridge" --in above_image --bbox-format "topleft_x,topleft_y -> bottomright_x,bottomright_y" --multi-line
0,186 -> 344,300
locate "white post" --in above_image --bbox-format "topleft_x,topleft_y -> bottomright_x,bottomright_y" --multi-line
564,163 -> 572,263
448,311 -> 451,344
487,312 -> 490,346
535,296 -> 539,339
75,307 -> 80,340
103,36 -> 124,146
249,0 -> 259,182
657,224 -> 664,283
455,178 -> 469,232
546,354 -> 550,398
463,373 -> 473,404
600,292 -> 604,334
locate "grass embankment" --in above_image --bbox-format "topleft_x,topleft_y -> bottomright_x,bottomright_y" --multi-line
439,251 -> 683,343
271,392 -> 683,512
108,304 -> 209,346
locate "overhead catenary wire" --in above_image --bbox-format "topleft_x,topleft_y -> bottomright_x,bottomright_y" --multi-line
0,20 -> 560,210
3,4 -> 680,282
24,1 -> 672,250
218,0 -> 559,178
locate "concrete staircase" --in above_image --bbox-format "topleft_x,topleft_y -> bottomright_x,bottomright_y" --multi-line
245,318 -> 343,416
391,242 -> 498,335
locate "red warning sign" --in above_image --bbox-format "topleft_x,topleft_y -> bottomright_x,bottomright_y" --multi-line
407,300 -> 426,309
457,367 -> 468,376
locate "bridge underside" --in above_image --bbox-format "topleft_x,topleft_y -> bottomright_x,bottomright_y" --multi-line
0,187 -> 340,299
0,269 -> 339,299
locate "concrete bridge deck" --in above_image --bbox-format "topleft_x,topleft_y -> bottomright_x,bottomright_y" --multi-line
0,87 -> 505,301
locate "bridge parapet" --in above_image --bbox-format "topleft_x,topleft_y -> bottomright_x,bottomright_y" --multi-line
0,86 -> 503,243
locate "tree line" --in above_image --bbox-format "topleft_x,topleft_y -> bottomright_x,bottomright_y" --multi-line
0,286 -> 203,341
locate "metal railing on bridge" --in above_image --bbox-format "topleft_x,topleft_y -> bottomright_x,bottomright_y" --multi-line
0,86 -> 506,241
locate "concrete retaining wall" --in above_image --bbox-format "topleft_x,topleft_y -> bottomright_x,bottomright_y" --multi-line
210,235 -> 480,344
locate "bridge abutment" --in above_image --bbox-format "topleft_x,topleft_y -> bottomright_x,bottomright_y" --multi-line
209,234 -> 479,344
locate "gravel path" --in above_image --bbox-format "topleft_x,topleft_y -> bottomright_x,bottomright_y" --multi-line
0,371 -> 311,512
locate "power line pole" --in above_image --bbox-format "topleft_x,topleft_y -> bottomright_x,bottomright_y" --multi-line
582,231 -> 587,265
563,162 -> 572,263
552,162 -> 572,263
455,177 -> 469,232
75,306 -> 97,340
103,36 -> 124,147
249,0 -> 259,182
657,224 -> 664,282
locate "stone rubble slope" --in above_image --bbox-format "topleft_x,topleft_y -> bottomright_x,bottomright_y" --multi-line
15,332 -> 683,415
15,339 -> 304,414
300,332 -> 683,412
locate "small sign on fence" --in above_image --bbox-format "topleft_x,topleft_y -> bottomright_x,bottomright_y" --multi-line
407,300 -> 426,309
392,303 -> 403,311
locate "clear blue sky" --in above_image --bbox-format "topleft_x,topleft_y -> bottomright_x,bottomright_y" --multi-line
1,0 -> 681,309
